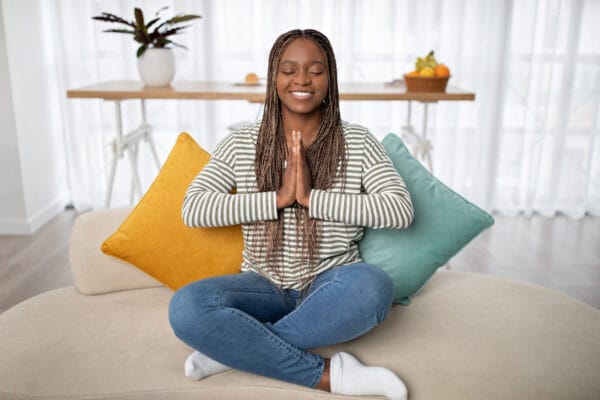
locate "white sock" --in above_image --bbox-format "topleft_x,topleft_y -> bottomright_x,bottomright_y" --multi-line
184,350 -> 231,381
330,352 -> 408,400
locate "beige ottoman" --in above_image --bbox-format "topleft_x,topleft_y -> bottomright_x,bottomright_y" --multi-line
0,209 -> 599,399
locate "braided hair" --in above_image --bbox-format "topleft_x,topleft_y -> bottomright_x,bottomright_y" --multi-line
253,29 -> 347,286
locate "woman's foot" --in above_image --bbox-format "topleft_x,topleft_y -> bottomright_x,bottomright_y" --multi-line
184,350 -> 231,381
329,352 -> 408,400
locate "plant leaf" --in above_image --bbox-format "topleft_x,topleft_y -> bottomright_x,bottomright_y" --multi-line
134,8 -> 151,44
137,44 -> 148,58
155,6 -> 169,16
145,17 -> 160,30
134,8 -> 145,30
158,25 -> 191,38
148,25 -> 185,42
165,14 -> 202,25
91,13 -> 136,28
133,32 -> 148,44
103,29 -> 136,35
154,37 -> 169,48
150,20 -> 168,32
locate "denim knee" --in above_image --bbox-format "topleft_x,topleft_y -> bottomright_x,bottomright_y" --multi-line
345,263 -> 394,322
168,281 -> 214,340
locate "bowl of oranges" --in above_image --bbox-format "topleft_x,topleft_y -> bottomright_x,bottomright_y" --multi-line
404,51 -> 451,92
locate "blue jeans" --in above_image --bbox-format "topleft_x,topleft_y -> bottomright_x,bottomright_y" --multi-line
168,262 -> 394,388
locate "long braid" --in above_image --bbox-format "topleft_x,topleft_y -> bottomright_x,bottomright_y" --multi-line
254,29 -> 347,288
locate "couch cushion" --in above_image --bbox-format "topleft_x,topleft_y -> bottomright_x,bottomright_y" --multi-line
69,207 -> 162,294
101,132 -> 244,293
1,271 -> 599,400
359,133 -> 494,304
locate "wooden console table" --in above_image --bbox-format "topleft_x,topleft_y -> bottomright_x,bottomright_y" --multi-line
67,80 -> 475,207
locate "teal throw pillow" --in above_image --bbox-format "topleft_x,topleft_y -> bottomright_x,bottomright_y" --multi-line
359,133 -> 494,305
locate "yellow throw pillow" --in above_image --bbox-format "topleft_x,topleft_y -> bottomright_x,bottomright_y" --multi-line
101,132 -> 243,290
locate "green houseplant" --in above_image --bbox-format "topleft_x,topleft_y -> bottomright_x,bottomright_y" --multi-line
92,6 -> 201,57
92,6 -> 201,86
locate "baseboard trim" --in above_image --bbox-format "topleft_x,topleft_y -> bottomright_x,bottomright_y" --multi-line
0,193 -> 69,235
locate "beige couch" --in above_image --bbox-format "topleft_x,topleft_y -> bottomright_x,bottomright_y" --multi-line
1,208 -> 599,400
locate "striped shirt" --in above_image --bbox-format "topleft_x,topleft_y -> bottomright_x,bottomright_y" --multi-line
182,121 -> 413,289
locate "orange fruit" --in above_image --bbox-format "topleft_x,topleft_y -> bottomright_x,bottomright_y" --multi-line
407,70 -> 420,77
244,73 -> 259,84
419,67 -> 435,77
434,64 -> 450,77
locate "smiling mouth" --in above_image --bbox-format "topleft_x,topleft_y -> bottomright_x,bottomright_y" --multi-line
290,91 -> 314,99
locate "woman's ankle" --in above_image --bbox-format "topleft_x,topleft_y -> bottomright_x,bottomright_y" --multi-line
315,358 -> 331,392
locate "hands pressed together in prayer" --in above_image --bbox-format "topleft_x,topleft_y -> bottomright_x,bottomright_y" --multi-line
276,130 -> 312,209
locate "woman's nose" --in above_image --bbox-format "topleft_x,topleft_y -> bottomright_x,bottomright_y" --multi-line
294,71 -> 310,85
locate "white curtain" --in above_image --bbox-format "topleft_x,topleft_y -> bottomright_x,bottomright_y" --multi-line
49,0 -> 599,217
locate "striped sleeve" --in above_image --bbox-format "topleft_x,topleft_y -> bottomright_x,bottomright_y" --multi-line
309,131 -> 414,229
181,133 -> 278,227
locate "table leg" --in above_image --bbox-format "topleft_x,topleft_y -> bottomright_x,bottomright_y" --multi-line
104,100 -> 159,208
141,100 -> 161,170
104,101 -> 124,208
128,140 -> 143,201
401,101 -> 434,172
104,143 -> 119,209
421,103 -> 433,172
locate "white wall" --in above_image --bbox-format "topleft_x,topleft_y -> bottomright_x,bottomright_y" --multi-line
0,0 -> 26,229
0,0 -> 69,234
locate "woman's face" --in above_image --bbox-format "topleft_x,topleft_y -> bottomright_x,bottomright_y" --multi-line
276,38 -> 329,119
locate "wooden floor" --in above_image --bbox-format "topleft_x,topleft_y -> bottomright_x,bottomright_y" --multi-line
0,210 -> 78,315
0,210 -> 599,314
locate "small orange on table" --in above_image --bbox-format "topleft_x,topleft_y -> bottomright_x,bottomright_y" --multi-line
434,64 -> 450,77
244,73 -> 259,84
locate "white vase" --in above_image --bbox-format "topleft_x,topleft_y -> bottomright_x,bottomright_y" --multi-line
137,48 -> 175,87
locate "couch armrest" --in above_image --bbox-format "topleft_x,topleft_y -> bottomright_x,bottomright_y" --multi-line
69,208 -> 163,295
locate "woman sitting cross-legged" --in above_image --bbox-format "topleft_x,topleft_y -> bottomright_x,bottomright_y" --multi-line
168,28 -> 414,400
